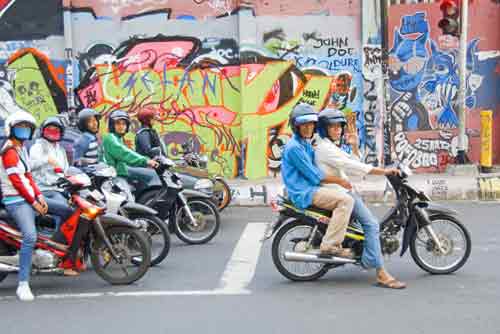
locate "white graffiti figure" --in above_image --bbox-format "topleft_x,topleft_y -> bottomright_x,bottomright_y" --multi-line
0,69 -> 27,121
100,0 -> 170,15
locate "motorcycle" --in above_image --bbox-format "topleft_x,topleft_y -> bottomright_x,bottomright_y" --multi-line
0,170 -> 151,285
263,164 -> 472,281
86,164 -> 170,266
132,155 -> 221,245
175,138 -> 232,211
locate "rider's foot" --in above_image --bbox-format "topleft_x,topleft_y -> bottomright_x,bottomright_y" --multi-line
319,245 -> 354,258
63,269 -> 80,276
16,281 -> 35,302
376,268 -> 406,289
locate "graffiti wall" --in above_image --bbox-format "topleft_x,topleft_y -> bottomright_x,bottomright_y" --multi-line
388,2 -> 500,171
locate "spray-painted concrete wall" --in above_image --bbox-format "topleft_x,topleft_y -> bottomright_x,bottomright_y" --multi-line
0,0 -> 498,179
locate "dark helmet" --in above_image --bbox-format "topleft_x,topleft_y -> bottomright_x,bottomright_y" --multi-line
77,108 -> 101,133
317,108 -> 347,139
108,109 -> 130,134
289,103 -> 318,135
137,108 -> 157,127
40,116 -> 65,142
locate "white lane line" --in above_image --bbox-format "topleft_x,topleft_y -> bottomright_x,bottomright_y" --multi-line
216,222 -> 268,294
0,289 -> 250,302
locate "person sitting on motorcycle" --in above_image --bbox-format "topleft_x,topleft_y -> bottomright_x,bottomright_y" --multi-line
314,108 -> 406,289
281,103 -> 355,258
102,110 -> 159,183
73,108 -> 101,168
135,107 -> 166,159
0,111 -> 47,301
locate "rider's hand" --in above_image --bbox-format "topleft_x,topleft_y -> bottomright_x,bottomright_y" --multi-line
147,159 -> 159,169
339,179 -> 353,190
48,156 -> 58,167
345,132 -> 359,147
38,196 -> 48,212
33,202 -> 47,215
384,168 -> 400,176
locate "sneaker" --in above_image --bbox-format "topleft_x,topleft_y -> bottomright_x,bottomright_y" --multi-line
16,282 -> 35,302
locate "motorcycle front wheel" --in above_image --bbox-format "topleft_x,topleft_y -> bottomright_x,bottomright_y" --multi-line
212,177 -> 232,212
91,227 -> 151,285
410,214 -> 471,275
174,198 -> 220,245
127,214 -> 170,266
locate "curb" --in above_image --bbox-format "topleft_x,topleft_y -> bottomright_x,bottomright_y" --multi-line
227,174 -> 486,207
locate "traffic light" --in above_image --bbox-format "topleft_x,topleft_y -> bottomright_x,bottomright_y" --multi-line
438,0 -> 460,36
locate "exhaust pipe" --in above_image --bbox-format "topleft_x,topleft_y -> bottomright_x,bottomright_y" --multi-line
0,262 -> 19,272
284,251 -> 357,264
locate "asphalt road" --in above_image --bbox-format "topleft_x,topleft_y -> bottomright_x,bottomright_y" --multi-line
0,201 -> 499,334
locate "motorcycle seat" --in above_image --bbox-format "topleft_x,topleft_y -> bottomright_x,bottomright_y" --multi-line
279,196 -> 332,217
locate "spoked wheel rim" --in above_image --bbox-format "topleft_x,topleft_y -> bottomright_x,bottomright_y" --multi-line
176,200 -> 218,242
277,225 -> 326,278
94,230 -> 149,282
413,219 -> 468,272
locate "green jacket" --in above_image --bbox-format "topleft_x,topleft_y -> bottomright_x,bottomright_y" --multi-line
102,133 -> 148,177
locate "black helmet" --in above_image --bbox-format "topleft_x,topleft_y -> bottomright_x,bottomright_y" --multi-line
289,103 -> 318,135
40,116 -> 65,142
108,109 -> 130,134
317,108 -> 347,139
78,108 -> 101,133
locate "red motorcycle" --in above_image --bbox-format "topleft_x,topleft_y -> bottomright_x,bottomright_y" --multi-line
0,171 -> 151,285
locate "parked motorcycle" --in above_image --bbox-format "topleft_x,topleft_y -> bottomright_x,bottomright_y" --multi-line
263,164 -> 471,281
132,155 -> 221,245
175,139 -> 232,211
0,171 -> 151,285
86,164 -> 170,266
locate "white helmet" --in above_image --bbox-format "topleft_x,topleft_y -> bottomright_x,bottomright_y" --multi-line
5,111 -> 37,140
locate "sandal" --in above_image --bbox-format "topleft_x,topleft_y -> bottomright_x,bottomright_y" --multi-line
63,269 -> 80,277
375,279 -> 407,289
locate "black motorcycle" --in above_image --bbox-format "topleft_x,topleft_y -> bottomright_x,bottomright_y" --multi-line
85,164 -> 171,266
133,156 -> 221,245
263,164 -> 471,281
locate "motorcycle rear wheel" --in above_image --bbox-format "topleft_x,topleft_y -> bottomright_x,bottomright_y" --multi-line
212,177 -> 232,212
272,220 -> 329,282
91,227 -> 151,285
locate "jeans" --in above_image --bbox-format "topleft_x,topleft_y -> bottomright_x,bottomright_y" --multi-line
5,201 -> 37,282
127,166 -> 158,185
43,190 -> 74,232
351,193 -> 384,269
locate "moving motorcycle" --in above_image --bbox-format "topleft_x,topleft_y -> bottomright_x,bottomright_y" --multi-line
175,138 -> 232,211
0,171 -> 151,285
87,164 -> 170,266
263,164 -> 471,281
132,155 -> 221,245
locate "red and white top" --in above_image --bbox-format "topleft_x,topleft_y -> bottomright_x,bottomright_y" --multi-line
0,140 -> 41,205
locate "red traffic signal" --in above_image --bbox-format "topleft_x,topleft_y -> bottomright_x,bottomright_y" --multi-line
438,0 -> 460,36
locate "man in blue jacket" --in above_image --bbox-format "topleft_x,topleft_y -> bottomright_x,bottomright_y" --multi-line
281,103 -> 354,258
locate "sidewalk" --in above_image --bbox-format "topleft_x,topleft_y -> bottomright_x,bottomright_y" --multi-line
227,168 -> 500,206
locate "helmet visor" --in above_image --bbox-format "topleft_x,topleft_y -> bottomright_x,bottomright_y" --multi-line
295,114 -> 318,125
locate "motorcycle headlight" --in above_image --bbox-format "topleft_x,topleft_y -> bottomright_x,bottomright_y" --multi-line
194,179 -> 214,195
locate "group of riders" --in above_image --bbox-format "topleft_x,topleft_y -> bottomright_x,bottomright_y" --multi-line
282,103 -> 407,290
0,107 -> 165,301
1,101 -> 406,302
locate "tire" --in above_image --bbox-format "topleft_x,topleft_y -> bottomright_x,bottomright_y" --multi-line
127,214 -> 170,266
410,214 -> 471,275
174,198 -> 220,245
212,177 -> 232,211
91,227 -> 151,285
271,220 -> 329,282
0,241 -> 10,283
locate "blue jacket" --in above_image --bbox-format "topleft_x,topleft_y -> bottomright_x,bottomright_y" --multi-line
72,132 -> 99,166
281,134 -> 325,209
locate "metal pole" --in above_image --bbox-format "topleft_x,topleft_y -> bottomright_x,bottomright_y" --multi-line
456,0 -> 469,163
381,0 -> 392,166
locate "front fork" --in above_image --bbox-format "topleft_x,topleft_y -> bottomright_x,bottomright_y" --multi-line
177,192 -> 198,227
415,206 -> 445,254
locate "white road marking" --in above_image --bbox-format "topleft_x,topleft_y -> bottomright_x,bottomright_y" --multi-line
217,223 -> 268,294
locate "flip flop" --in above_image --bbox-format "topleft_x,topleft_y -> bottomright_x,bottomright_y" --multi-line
375,279 -> 407,289
63,269 -> 80,277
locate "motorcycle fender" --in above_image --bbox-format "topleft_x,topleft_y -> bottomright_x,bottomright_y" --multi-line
420,202 -> 459,218
262,215 -> 293,241
400,214 -> 418,257
181,189 -> 212,200
99,213 -> 142,230
120,202 -> 158,217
